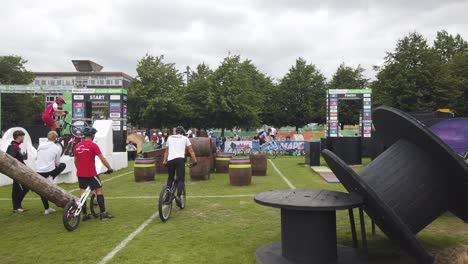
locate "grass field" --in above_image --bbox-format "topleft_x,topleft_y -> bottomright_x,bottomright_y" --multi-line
0,156 -> 466,264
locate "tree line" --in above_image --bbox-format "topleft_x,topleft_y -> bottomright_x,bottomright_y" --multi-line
129,30 -> 468,134
1,30 -> 467,134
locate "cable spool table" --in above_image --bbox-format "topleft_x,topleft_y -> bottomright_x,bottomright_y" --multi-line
255,189 -> 367,264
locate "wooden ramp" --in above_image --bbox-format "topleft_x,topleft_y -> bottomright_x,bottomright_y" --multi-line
311,166 -> 340,183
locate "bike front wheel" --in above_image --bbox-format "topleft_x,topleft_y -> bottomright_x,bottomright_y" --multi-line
63,200 -> 80,231
158,186 -> 173,222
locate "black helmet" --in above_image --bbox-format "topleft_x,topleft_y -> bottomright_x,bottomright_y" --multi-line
176,126 -> 185,134
83,126 -> 98,136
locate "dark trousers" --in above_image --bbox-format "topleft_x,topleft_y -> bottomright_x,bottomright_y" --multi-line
12,181 -> 29,210
166,158 -> 185,197
37,163 -> 66,209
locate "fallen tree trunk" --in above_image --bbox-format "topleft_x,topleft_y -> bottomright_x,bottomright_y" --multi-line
0,150 -> 76,208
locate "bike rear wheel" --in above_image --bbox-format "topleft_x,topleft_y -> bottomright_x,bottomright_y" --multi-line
63,200 -> 80,231
158,186 -> 173,222
179,186 -> 186,209
90,193 -> 99,218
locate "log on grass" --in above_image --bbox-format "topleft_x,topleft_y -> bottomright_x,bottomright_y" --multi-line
0,150 -> 76,208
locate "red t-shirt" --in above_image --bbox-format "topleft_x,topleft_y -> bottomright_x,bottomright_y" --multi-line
42,103 -> 55,119
74,140 -> 102,177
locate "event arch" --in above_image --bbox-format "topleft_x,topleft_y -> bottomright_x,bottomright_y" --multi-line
326,89 -> 372,137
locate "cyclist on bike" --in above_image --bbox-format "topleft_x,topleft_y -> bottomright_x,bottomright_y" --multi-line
42,97 -> 68,132
74,126 -> 114,220
163,126 -> 197,207
255,129 -> 273,146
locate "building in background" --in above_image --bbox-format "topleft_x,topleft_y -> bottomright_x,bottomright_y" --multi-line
1,60 -> 133,151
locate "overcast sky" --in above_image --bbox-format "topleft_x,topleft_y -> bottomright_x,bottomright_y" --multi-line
1,0 -> 467,81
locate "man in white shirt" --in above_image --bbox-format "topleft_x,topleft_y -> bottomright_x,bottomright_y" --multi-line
35,131 -> 66,214
163,126 -> 197,208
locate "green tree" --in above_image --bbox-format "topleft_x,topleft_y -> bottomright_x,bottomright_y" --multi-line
329,63 -> 369,129
373,32 -> 442,112
433,30 -> 468,62
275,58 -> 327,131
209,55 -> 265,135
128,54 -> 188,130
443,52 -> 468,116
185,63 -> 215,129
432,30 -> 468,116
0,55 -> 42,129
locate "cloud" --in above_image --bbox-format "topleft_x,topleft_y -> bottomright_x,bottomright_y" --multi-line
1,0 -> 467,81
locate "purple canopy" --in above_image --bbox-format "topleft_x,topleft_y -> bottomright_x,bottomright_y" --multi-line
430,118 -> 468,156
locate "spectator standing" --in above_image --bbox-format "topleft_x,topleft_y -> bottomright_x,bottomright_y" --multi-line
151,133 -> 158,143
35,131 -> 66,214
126,141 -> 137,160
157,132 -> 165,149
220,135 -> 227,152
6,130 -> 30,213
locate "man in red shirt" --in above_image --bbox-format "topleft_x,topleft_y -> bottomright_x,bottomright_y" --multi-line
74,126 -> 114,220
42,97 -> 68,131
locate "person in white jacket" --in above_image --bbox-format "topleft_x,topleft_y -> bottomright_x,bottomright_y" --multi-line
35,131 -> 66,214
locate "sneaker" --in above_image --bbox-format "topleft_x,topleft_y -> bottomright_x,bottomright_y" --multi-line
82,214 -> 92,221
44,208 -> 56,215
13,208 -> 28,213
100,212 -> 114,220
175,196 -> 182,208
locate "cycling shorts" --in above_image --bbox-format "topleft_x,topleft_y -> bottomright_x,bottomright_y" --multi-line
78,176 -> 102,190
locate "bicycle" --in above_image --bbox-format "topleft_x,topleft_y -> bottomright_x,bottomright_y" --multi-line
62,170 -> 113,231
158,162 -> 196,222
226,142 -> 251,156
55,120 -> 87,157
250,141 -> 278,159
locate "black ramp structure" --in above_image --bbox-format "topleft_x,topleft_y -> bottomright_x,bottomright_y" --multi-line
322,106 -> 468,264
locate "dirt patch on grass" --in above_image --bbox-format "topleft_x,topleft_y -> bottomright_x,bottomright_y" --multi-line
432,245 -> 468,264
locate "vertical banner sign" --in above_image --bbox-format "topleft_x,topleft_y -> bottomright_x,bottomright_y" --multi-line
327,89 -> 372,137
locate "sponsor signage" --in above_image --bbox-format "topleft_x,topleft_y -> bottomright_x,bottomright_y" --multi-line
89,95 -> 107,100
329,88 -> 372,94
110,95 -> 121,100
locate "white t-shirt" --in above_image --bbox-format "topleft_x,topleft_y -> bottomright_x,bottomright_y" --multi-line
167,135 -> 191,161
36,141 -> 62,173
271,127 -> 277,135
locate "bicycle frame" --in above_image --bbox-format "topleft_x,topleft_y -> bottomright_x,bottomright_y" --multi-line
73,186 -> 93,217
